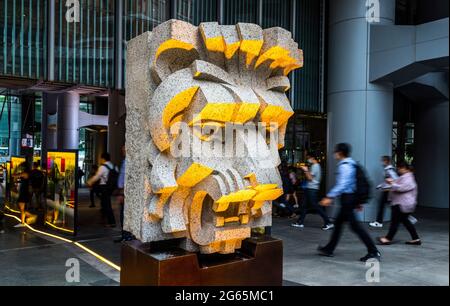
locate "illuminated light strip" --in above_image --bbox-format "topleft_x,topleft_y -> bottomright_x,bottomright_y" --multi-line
45,221 -> 75,234
5,205 -> 21,214
3,214 -> 121,272
74,242 -> 121,272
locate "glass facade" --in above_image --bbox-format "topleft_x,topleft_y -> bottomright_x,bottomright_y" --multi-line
223,0 -> 258,24
0,94 -> 21,157
292,0 -> 322,113
54,0 -> 115,87
261,0 -> 290,29
0,0 -> 324,114
176,0 -> 217,25
122,0 -> 168,85
0,0 -> 48,78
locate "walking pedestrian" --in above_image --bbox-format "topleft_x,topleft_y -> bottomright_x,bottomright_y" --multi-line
369,156 -> 398,228
88,165 -> 100,208
87,153 -> 117,227
378,161 -> 421,246
13,162 -> 37,227
292,153 -> 334,230
29,162 -> 45,211
318,143 -> 381,262
114,146 -> 133,243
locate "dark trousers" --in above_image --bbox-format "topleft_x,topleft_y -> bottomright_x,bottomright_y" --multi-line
323,194 -> 378,254
99,187 -> 116,225
90,185 -> 101,207
31,189 -> 43,209
0,210 -> 4,231
376,191 -> 389,223
297,189 -> 331,225
386,205 -> 420,241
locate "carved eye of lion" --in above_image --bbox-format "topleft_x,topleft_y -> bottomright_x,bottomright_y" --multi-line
125,20 -> 303,254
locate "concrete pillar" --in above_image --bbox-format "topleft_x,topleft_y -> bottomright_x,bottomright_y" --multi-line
20,95 -> 35,159
9,98 -> 21,157
57,92 -> 80,150
42,93 -> 58,165
415,100 -> 449,209
108,90 -> 126,166
327,0 -> 396,221
93,97 -> 108,165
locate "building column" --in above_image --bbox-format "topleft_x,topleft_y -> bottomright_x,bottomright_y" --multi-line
20,95 -> 35,160
42,93 -> 58,166
8,97 -> 21,157
57,92 -> 80,150
327,0 -> 396,221
108,89 -> 126,165
93,97 -> 108,165
415,100 -> 449,209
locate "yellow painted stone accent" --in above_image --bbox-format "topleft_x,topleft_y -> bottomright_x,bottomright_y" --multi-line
260,105 -> 294,127
162,86 -> 199,129
240,40 -> 264,67
216,189 -> 258,205
233,102 -> 261,123
252,188 -> 283,201
255,46 -> 290,69
177,163 -> 213,188
253,184 -> 279,191
225,41 -> 241,59
192,103 -> 239,124
204,36 -> 226,53
240,214 -> 249,225
224,216 -> 240,223
155,39 -> 195,61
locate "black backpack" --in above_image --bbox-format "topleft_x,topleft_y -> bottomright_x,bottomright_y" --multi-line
103,164 -> 119,193
354,163 -> 372,204
342,161 -> 372,204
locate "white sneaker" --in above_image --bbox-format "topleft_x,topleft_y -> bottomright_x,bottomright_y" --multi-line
408,216 -> 418,225
369,222 -> 383,228
14,223 -> 26,228
291,223 -> 304,229
322,224 -> 335,231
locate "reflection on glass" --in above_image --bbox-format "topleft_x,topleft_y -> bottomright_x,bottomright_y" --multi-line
7,157 -> 26,213
45,151 -> 77,234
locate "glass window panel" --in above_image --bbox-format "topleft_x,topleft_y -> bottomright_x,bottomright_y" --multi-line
292,0 -> 321,113
261,0 -> 290,29
122,0 -> 169,85
54,0 -> 114,87
176,0 -> 218,25
0,0 -> 47,79
223,0 -> 257,24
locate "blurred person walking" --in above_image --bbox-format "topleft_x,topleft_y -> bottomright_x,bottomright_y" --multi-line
378,161 -> 421,246
13,162 -> 37,227
369,156 -> 398,228
318,143 -> 380,262
88,165 -> 100,208
87,153 -> 117,227
292,153 -> 334,230
29,162 -> 45,211
114,146 -> 133,243
280,167 -> 298,218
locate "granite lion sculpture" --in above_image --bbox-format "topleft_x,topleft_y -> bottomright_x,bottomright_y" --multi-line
124,19 -> 303,254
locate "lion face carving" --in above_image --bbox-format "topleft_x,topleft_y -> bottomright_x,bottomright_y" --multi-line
124,20 -> 303,254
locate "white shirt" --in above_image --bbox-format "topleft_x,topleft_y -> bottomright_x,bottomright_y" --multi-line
377,165 -> 399,190
88,161 -> 115,186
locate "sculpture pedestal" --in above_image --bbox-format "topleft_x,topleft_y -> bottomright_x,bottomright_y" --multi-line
120,236 -> 283,286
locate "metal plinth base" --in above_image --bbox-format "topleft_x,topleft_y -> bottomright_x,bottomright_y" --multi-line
120,236 -> 283,286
